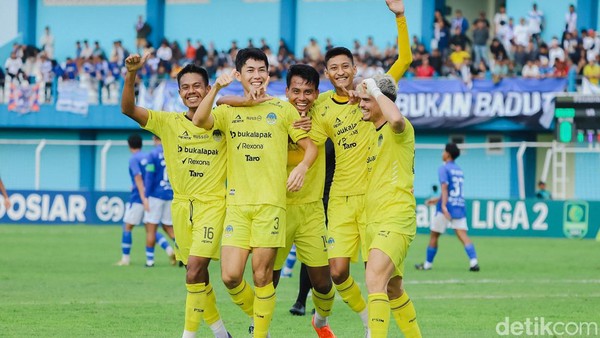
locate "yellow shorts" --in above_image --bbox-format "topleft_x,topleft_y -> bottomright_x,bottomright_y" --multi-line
171,198 -> 226,265
366,218 -> 416,277
326,195 -> 367,262
274,201 -> 328,270
222,204 -> 286,250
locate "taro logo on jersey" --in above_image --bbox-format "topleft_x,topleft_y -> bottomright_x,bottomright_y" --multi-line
266,113 -> 277,125
378,133 -> 383,147
213,129 -> 223,142
179,131 -> 191,140
224,225 -> 233,237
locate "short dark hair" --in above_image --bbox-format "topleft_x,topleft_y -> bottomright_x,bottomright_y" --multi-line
324,47 -> 354,67
538,181 -> 546,186
176,64 -> 209,87
445,143 -> 460,159
286,64 -> 320,90
128,134 -> 143,149
235,48 -> 269,72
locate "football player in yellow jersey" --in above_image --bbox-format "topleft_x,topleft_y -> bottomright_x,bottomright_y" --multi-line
307,0 -> 412,333
193,48 -> 318,338
121,55 -> 231,338
357,76 -> 421,338
276,64 -> 336,338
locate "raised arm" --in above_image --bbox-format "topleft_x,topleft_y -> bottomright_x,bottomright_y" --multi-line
386,0 -> 413,82
122,53 -> 150,126
287,136 -> 318,192
192,70 -> 236,129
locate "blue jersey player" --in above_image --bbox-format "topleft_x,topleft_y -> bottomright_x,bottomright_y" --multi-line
117,134 -> 149,266
143,135 -> 176,267
416,143 -> 480,272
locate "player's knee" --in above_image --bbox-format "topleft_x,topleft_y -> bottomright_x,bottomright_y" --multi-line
313,279 -> 333,295
222,271 -> 243,289
365,271 -> 388,294
330,269 -> 350,285
252,268 -> 273,287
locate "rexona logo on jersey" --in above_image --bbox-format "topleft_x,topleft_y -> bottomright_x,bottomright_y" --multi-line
179,131 -> 192,140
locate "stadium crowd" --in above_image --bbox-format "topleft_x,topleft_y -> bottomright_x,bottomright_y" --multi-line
3,2 -> 600,104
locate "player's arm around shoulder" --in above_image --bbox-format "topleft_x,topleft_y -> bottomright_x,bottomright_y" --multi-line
122,53 -> 150,126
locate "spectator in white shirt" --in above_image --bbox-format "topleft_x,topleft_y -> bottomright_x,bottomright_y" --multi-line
514,18 -> 531,47
548,39 -> 565,66
521,59 -> 540,78
565,4 -> 577,34
80,40 -> 93,59
493,5 -> 508,36
4,52 -> 23,82
39,26 -> 54,59
527,3 -> 544,45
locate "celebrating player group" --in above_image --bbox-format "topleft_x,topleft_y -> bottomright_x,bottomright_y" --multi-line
120,1 -> 423,337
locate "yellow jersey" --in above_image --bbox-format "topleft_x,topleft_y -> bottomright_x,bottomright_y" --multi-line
287,107 -> 326,205
212,98 -> 308,209
308,16 -> 412,198
143,110 -> 227,201
311,92 -> 373,197
365,118 -> 416,230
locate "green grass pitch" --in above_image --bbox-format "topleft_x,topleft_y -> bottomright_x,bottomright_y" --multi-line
0,225 -> 598,337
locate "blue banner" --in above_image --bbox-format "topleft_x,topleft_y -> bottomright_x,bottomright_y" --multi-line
0,190 -> 128,225
134,77 -> 565,130
1,191 -> 598,240
397,78 -> 567,129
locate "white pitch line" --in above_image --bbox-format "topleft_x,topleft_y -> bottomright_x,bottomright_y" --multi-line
404,279 -> 600,285
417,293 -> 600,300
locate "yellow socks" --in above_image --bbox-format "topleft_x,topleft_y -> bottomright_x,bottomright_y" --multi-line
253,283 -> 276,338
203,283 -> 219,325
334,276 -> 367,313
368,293 -> 390,338
226,279 -> 254,317
184,283 -> 207,332
390,291 -> 422,338
312,286 -> 335,318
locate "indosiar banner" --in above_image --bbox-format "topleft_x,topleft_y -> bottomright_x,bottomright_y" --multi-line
416,198 -> 600,239
0,190 -> 129,225
1,192 -> 598,240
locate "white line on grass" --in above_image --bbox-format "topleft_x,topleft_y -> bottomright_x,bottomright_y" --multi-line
405,279 -> 600,285
418,293 -> 600,300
